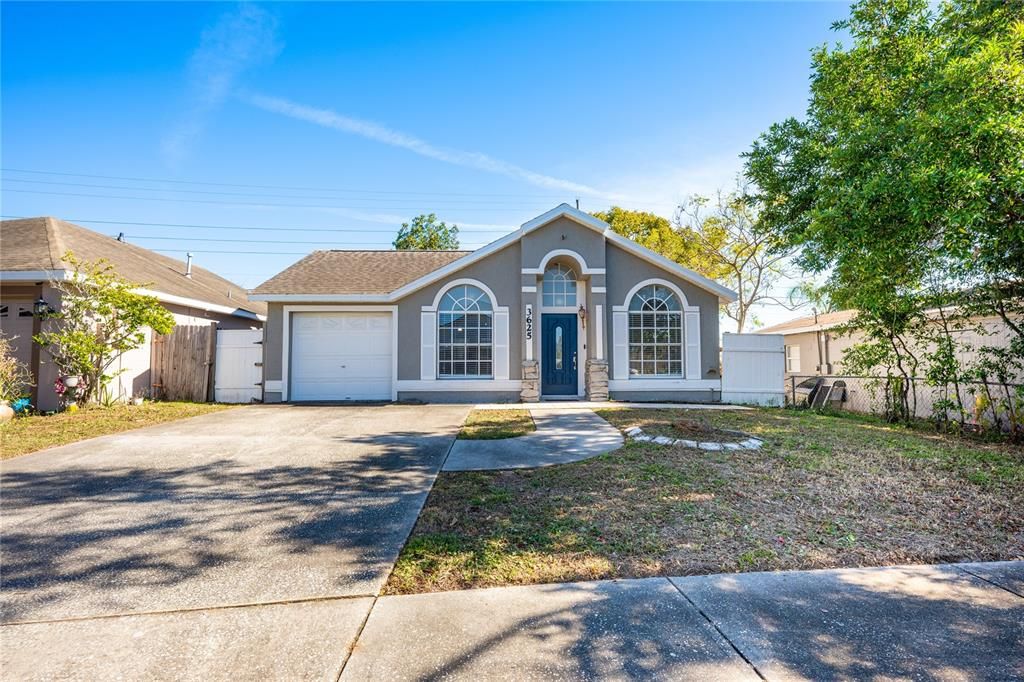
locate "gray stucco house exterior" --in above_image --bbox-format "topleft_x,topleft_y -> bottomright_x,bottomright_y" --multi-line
251,204 -> 737,403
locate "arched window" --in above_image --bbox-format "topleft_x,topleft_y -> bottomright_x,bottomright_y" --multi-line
438,284 -> 493,378
542,264 -> 577,308
628,284 -> 682,376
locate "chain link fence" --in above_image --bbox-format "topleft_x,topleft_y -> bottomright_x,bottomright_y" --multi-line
786,374 -> 1024,434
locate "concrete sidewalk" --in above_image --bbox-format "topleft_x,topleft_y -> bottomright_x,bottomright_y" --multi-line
443,408 -> 623,471
4,554 -> 1020,680
341,562 -> 1024,681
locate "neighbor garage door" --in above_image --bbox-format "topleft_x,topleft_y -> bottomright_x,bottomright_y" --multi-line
290,312 -> 393,401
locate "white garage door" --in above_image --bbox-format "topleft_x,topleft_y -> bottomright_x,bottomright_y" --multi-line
290,312 -> 393,401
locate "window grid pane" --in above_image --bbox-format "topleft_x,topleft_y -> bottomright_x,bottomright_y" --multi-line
542,264 -> 578,307
438,285 -> 494,378
627,287 -> 683,377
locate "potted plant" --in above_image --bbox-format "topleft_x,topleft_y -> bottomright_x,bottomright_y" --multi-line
0,334 -> 34,423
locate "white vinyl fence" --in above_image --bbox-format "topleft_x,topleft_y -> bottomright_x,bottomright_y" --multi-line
214,329 -> 263,403
721,333 -> 785,406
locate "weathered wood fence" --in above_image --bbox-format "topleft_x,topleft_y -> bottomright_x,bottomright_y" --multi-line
150,323 -> 217,402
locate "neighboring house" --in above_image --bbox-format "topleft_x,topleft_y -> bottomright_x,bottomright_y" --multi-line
755,310 -> 859,380
756,309 -> 1017,381
0,217 -> 267,411
251,204 -> 738,404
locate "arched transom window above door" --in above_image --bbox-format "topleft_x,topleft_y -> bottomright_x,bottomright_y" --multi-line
628,284 -> 682,376
542,264 -> 577,308
438,284 -> 494,378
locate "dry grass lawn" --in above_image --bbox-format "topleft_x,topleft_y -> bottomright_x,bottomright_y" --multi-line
458,408 -> 535,440
1,402 -> 235,459
386,407 -> 1024,594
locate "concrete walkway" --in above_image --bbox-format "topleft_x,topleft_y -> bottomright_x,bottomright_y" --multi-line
443,408 -> 623,471
341,562 -> 1023,681
4,558 -> 1020,678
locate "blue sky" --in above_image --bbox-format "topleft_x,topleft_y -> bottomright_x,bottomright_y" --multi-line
2,2 -> 849,327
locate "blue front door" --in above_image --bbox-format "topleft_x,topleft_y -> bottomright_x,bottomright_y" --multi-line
541,314 -> 577,396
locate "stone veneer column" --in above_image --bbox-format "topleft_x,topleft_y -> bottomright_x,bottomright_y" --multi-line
521,360 -> 540,402
585,359 -> 609,401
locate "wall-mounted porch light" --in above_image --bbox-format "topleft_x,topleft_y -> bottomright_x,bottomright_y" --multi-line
578,304 -> 587,329
33,296 -> 56,318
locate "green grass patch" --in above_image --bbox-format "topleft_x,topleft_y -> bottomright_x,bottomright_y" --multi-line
458,408 -> 535,440
389,407 -> 1024,594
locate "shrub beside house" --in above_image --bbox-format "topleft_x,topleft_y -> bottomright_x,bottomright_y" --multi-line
0,217 -> 266,411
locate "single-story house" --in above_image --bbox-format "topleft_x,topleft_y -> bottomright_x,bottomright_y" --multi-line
0,217 -> 267,411
250,204 -> 738,403
756,309 -> 1017,381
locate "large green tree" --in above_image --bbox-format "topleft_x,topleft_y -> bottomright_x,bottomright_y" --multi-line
745,0 -> 1023,325
393,213 -> 460,250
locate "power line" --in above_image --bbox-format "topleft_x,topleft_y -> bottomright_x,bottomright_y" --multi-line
1,167 -> 578,199
125,234 -> 375,245
0,215 -> 512,233
126,234 -> 488,247
1,188 -> 562,212
1,177 -> 564,207
152,248 -> 312,255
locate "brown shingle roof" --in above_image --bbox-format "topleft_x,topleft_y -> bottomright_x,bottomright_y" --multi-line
0,217 -> 266,318
755,309 -> 858,334
252,249 -> 473,295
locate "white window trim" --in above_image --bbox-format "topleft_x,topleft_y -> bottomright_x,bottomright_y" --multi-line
521,249 -> 604,275
612,278 -> 701,381
540,263 -> 579,309
421,278 -> 510,384
280,305 -> 399,402
785,345 -> 801,373
622,284 -> 685,379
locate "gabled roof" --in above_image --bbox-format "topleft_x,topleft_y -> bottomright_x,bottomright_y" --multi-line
755,310 -> 858,335
250,203 -> 738,303
252,249 -> 472,296
0,217 -> 266,319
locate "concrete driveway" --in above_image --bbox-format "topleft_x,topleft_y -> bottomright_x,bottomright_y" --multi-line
1,404 -> 469,679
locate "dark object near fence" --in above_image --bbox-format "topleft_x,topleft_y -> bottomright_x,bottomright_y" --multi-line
151,323 -> 217,402
786,374 -> 1022,436
790,377 -> 847,408
791,377 -> 822,407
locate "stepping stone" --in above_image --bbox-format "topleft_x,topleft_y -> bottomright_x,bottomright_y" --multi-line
653,436 -> 675,445
699,442 -> 723,451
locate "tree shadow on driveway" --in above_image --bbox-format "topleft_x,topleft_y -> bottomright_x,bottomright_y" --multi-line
1,426 -> 457,624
